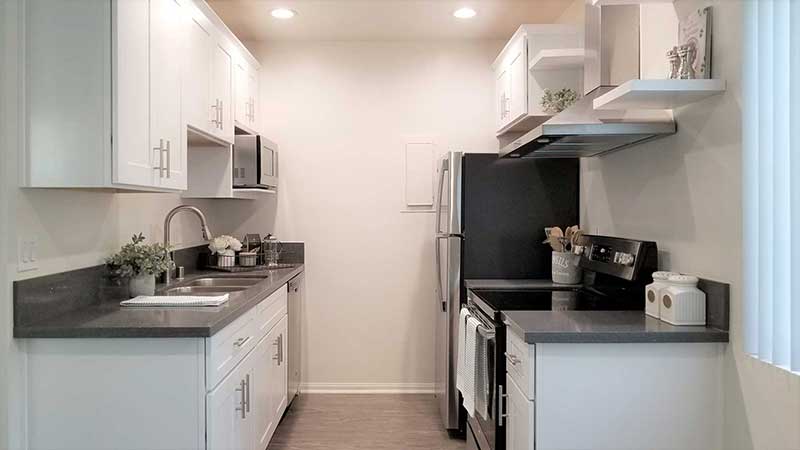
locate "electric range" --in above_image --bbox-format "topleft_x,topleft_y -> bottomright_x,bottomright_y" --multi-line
462,235 -> 658,450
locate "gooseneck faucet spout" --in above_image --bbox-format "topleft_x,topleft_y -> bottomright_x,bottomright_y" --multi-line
163,206 -> 213,284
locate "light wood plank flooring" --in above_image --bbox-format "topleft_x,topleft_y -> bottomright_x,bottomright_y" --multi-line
267,394 -> 466,450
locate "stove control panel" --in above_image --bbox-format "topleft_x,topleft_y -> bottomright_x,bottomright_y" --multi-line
582,235 -> 657,281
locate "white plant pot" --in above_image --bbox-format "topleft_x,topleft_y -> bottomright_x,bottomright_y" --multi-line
129,273 -> 156,298
552,251 -> 582,284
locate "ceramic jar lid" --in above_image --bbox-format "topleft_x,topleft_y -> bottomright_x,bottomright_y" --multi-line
667,274 -> 699,286
652,271 -> 680,281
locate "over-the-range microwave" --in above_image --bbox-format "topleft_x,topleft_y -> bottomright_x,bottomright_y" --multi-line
233,135 -> 278,189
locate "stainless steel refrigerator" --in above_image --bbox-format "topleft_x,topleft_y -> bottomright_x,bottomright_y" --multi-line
434,152 -> 579,434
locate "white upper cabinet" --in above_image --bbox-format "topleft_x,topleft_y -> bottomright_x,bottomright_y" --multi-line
493,25 -> 583,136
22,0 -> 258,190
150,0 -> 187,190
212,43 -> 235,140
184,13 -> 213,137
235,60 -> 260,133
183,6 -> 235,144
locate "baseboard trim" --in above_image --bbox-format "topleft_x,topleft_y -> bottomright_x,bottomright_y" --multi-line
300,382 -> 435,394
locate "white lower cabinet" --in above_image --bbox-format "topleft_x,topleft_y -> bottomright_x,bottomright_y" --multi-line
504,330 -> 725,450
24,283 -> 294,450
505,374 -> 534,450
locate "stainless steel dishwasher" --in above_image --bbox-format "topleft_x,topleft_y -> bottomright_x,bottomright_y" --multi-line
287,273 -> 303,404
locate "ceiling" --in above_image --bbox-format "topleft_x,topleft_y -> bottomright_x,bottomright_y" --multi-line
207,0 -> 576,42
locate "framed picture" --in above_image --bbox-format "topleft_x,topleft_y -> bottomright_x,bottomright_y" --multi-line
679,7 -> 712,79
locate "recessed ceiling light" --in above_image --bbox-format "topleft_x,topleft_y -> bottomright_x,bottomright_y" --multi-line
271,8 -> 297,19
453,7 -> 477,19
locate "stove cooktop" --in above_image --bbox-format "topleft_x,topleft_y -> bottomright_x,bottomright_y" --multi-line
470,289 -> 644,312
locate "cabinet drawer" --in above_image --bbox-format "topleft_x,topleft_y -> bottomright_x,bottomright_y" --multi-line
505,327 -> 535,400
206,309 -> 258,390
254,285 -> 288,339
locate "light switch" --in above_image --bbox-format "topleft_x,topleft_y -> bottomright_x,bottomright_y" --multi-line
18,237 -> 38,272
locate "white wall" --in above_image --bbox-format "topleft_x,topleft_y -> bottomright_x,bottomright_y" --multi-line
249,40 -> 501,391
580,1 -> 800,449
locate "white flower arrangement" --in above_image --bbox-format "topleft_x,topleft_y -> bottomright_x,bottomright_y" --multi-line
208,235 -> 243,257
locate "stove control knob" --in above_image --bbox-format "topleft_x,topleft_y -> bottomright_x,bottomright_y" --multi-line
615,252 -> 635,266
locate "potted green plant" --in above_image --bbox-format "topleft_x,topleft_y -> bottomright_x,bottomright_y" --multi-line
106,233 -> 174,297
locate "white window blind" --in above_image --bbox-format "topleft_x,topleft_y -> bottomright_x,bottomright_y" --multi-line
744,0 -> 800,373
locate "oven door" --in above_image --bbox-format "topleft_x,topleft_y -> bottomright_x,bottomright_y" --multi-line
259,137 -> 279,188
468,312 -> 503,450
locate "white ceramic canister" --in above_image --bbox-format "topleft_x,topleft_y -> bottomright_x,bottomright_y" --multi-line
645,271 -> 679,319
660,275 -> 706,326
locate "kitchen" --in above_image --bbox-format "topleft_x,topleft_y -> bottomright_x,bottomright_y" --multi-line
0,0 -> 798,450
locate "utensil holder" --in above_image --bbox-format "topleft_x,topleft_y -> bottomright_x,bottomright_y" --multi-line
216,255 -> 235,268
552,251 -> 582,284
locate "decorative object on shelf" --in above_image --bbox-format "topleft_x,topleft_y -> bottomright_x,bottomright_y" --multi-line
678,6 -> 712,79
667,47 -> 680,79
544,226 -> 584,284
540,88 -> 579,114
677,43 -> 697,79
208,235 -> 242,268
105,233 -> 173,297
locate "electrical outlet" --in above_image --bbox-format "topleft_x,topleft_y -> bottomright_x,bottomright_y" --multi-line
18,237 -> 38,272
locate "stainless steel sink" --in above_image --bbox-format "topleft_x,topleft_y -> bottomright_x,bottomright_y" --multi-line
184,278 -> 262,288
161,286 -> 249,296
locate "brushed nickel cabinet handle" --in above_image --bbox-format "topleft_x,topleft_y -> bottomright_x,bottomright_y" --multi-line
219,100 -> 224,129
498,384 -> 509,426
244,374 -> 251,413
163,140 -> 171,179
235,379 -> 246,419
505,352 -> 520,365
234,336 -> 252,348
153,139 -> 164,178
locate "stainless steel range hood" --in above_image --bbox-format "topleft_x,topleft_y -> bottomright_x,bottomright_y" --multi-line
500,3 -> 676,159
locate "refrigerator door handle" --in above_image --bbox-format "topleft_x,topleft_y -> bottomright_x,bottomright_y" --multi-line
435,158 -> 449,235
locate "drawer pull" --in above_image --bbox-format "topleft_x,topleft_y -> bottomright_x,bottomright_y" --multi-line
234,336 -> 252,348
505,352 -> 520,366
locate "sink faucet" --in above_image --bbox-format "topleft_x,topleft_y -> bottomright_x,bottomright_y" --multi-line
163,205 -> 213,285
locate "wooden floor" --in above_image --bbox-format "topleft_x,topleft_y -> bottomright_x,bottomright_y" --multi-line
267,394 -> 467,450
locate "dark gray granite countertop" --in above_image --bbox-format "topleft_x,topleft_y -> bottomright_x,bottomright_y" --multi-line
465,279 -> 581,290
14,265 -> 304,339
503,310 -> 729,344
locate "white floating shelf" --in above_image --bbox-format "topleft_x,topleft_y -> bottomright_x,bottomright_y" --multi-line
591,0 -> 673,5
529,48 -> 584,71
593,79 -> 727,110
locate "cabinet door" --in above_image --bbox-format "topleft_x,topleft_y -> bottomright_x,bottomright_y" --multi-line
495,68 -> 510,130
508,46 -> 528,124
252,330 -> 276,449
113,0 -> 155,187
150,0 -> 186,190
183,13 -> 212,135
506,375 -> 534,450
253,315 -> 289,449
247,69 -> 259,129
211,43 -> 234,142
207,358 -> 254,450
234,61 -> 250,127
